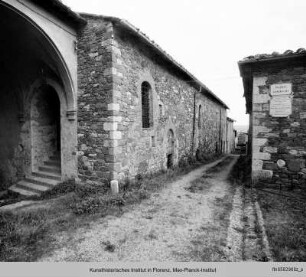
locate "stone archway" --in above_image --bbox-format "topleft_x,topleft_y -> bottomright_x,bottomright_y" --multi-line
0,2 -> 78,194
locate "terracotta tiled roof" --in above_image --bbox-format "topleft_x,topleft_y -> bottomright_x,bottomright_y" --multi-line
239,48 -> 306,63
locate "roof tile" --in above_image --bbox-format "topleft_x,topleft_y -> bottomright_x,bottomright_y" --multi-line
240,48 -> 306,63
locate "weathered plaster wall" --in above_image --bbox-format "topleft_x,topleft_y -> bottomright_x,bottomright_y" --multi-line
251,66 -> 306,188
0,86 -> 23,188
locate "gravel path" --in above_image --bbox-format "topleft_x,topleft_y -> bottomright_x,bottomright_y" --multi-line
39,156 -> 238,262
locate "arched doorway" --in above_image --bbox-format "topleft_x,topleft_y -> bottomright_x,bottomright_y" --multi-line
31,85 -> 61,172
167,129 -> 175,169
0,2 -> 77,194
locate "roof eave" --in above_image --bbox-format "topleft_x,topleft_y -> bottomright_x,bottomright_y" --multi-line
29,0 -> 87,29
238,53 -> 306,66
118,19 -> 229,109
79,13 -> 229,109
238,53 -> 306,115
227,117 -> 235,122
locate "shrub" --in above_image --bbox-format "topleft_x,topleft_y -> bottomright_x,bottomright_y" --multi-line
39,180 -> 77,199
137,188 -> 149,200
178,156 -> 189,168
75,182 -> 107,197
187,155 -> 197,165
122,190 -> 139,204
69,192 -> 126,215
38,179 -> 108,200
70,195 -> 106,215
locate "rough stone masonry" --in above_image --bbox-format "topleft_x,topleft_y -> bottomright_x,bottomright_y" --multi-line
77,14 -> 229,183
0,0 -> 231,194
239,49 -> 306,189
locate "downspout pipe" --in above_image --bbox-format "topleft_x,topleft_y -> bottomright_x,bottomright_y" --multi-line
219,107 -> 222,153
191,86 -> 201,155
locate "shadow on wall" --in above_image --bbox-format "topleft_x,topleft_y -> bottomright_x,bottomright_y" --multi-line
0,162 -> 16,191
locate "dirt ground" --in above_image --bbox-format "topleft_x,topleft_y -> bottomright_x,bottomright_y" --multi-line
38,155 -> 244,262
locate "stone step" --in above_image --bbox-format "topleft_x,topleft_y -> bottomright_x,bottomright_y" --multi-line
38,165 -> 61,174
44,160 -> 61,167
32,171 -> 62,181
17,180 -> 50,193
9,185 -> 39,197
49,155 -> 61,161
25,176 -> 59,188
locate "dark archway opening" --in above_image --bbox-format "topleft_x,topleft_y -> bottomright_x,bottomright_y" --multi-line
167,154 -> 173,169
166,129 -> 175,169
31,85 -> 61,170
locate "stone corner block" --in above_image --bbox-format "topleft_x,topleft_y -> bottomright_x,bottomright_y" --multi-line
109,131 -> 122,140
253,138 -> 267,147
252,169 -> 273,181
263,146 -> 278,154
252,159 -> 263,171
103,122 -> 118,131
110,180 -> 119,194
253,152 -> 271,161
253,94 -> 270,104
108,103 -> 120,111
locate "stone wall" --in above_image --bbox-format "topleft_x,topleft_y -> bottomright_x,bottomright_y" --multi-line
251,66 -> 306,188
109,25 -> 227,180
226,119 -> 235,154
77,15 -> 115,182
77,16 -> 228,182
195,94 -> 227,156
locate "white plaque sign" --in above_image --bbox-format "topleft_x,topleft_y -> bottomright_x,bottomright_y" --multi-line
270,83 -> 292,96
269,95 -> 292,117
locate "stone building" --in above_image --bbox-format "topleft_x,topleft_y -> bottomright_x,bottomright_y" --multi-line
225,117 -> 235,154
0,0 -> 229,196
239,49 -> 306,187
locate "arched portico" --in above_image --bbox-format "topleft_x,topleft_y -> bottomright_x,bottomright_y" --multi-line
0,2 -> 78,191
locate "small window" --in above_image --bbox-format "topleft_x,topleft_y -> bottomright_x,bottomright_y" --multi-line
141,81 -> 152,128
198,105 -> 202,128
159,104 -> 163,118
151,136 -> 156,147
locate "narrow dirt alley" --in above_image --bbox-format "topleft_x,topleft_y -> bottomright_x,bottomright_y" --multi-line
39,155 -> 240,262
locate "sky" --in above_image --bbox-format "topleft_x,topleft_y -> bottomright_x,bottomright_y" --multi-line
62,0 -> 306,126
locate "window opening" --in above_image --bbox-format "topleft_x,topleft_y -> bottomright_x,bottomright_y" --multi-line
141,82 -> 152,128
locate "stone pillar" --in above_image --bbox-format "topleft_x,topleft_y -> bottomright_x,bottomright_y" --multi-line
251,76 -> 273,182
102,24 -> 125,181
